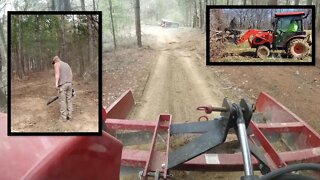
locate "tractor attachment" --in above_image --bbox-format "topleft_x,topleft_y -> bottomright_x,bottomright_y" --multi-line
104,90 -> 320,179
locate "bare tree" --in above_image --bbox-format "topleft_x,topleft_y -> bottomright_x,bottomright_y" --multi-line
88,15 -> 94,63
109,0 -> 116,49
16,16 -> 23,79
93,0 -> 96,11
268,0 -> 277,5
134,0 -> 142,47
64,0 -> 72,10
199,0 -> 203,29
80,0 -> 85,10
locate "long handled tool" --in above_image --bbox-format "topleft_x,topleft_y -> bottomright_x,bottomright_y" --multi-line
47,89 -> 75,106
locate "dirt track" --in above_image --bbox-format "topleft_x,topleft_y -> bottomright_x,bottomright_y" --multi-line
129,27 -> 225,122
11,71 -> 98,133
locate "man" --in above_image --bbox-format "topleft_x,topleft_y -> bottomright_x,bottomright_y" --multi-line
287,20 -> 298,33
52,56 -> 73,121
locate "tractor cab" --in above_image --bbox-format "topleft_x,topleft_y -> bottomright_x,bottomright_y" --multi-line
273,12 -> 306,49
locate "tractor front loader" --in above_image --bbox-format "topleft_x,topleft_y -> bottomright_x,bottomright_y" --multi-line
228,11 -> 311,59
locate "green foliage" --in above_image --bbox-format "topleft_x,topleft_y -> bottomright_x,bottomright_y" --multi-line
11,14 -> 99,75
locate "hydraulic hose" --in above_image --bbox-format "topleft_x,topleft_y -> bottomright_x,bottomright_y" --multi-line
259,163 -> 320,180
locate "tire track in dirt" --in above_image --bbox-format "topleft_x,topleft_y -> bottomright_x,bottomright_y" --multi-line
129,28 -> 223,122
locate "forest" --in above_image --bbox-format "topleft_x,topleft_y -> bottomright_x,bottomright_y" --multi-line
102,0 -> 320,50
10,14 -> 99,79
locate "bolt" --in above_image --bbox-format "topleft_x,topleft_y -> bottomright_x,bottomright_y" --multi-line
161,163 -> 166,169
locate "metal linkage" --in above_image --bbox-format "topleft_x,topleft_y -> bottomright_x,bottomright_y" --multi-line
233,103 -> 254,177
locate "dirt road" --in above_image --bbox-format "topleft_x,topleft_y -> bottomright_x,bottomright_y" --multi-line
129,27 -> 225,122
11,71 -> 98,133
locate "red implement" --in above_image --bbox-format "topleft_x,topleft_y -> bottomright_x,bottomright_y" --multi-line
1,113 -> 122,180
105,90 -> 320,178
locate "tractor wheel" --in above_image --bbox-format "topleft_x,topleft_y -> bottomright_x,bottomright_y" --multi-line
256,45 -> 270,59
287,39 -> 309,60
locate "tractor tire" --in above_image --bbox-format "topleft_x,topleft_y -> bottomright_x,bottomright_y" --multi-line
256,45 -> 270,59
287,39 -> 309,60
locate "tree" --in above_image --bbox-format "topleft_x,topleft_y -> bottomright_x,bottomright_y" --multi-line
93,0 -> 96,11
16,16 -> 24,78
294,0 -> 299,5
109,0 -> 116,49
134,0 -> 142,47
307,0 -> 312,5
199,0 -> 204,29
80,0 -> 85,10
268,0 -> 277,5
11,14 -> 99,78
88,15 -> 94,63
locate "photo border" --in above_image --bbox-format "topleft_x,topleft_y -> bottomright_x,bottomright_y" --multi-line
7,11 -> 103,136
206,5 -> 316,65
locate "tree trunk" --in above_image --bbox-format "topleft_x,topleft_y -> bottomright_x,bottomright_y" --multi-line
193,0 -> 198,28
80,0 -> 85,10
17,16 -> 23,79
63,0 -> 72,11
286,0 -> 290,5
199,0 -> 203,29
50,0 -> 55,10
93,0 -> 96,11
294,0 -> 299,5
88,15 -> 94,63
307,0 -> 312,5
0,22 -> 6,87
134,0 -> 142,47
109,0 -> 117,49
268,0 -> 277,5
60,16 -> 66,60
244,0 -> 247,5
204,0 -> 208,30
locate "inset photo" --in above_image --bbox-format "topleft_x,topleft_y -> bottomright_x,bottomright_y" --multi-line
8,11 -> 102,134
206,6 -> 315,65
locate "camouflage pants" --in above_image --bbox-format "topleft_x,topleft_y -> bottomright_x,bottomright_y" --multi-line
59,83 -> 73,119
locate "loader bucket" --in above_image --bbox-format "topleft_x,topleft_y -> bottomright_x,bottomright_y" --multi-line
1,113 -> 123,180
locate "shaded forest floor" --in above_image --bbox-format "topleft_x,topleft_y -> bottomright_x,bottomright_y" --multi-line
104,25 -> 320,179
11,71 -> 98,132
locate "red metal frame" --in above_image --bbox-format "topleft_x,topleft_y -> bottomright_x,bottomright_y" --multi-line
104,90 -> 320,177
275,12 -> 305,17
1,114 -> 123,180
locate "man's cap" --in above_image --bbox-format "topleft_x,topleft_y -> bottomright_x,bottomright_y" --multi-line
52,56 -> 59,64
